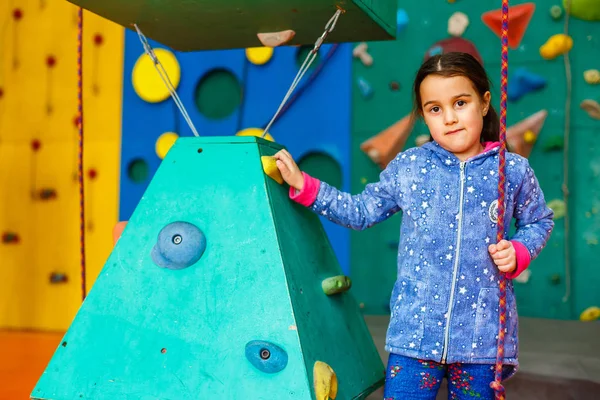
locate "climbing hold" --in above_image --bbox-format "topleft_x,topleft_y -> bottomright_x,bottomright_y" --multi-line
2,232 -> 20,244
132,48 -> 180,103
547,199 -> 566,219
584,69 -> 600,84
31,139 -> 41,152
93,33 -> 104,46
357,77 -> 373,99
256,29 -> 295,47
396,9 -> 409,35
245,47 -> 274,65
361,114 -> 415,169
424,37 -> 483,65
543,135 -> 564,152
261,156 -> 284,184
87,168 -> 98,180
113,221 -> 128,245
49,272 -> 68,284
539,33 -> 573,59
523,130 -> 537,144
322,275 -> 352,295
550,5 -> 563,19
514,269 -> 531,284
12,8 -> 23,20
507,68 -> 547,102
236,127 -> 274,142
151,221 -> 206,270
580,306 -> 600,321
155,132 -> 179,159
37,188 -> 57,200
415,134 -> 430,147
352,43 -> 373,67
581,99 -> 600,120
389,81 -> 400,91
245,340 -> 288,374
46,55 -> 57,68
506,110 -> 548,158
448,12 -> 469,37
482,2 -> 536,49
564,0 -> 600,21
314,361 -> 338,400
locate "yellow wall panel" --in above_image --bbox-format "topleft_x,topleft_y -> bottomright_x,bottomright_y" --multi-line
0,1 -> 123,331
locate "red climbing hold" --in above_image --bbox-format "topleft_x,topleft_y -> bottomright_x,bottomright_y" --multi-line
2,232 -> 20,244
46,55 -> 57,68
13,8 -> 23,21
87,168 -> 98,180
31,139 -> 41,151
481,3 -> 536,49
94,33 -> 104,46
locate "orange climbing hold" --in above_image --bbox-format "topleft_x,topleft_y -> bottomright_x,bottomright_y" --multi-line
481,2 -> 536,49
112,221 -> 128,245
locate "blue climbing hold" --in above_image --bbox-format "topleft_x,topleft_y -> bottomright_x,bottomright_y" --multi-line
508,67 -> 547,102
151,221 -> 206,270
397,9 -> 409,34
245,340 -> 288,374
357,76 -> 373,99
428,45 -> 443,57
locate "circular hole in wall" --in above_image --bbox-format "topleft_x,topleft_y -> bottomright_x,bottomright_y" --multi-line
295,46 -> 321,69
195,69 -> 242,120
127,158 -> 149,183
297,151 -> 342,189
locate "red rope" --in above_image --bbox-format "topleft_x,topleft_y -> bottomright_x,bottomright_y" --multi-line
77,7 -> 87,301
490,0 -> 509,399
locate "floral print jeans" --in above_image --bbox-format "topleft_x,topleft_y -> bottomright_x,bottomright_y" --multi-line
384,353 -> 508,399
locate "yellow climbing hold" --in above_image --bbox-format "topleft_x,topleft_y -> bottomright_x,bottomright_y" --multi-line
245,47 -> 274,65
236,127 -> 275,142
155,132 -> 179,159
132,48 -> 181,103
539,33 -> 573,60
523,129 -> 537,144
584,69 -> 600,85
261,156 -> 283,184
314,361 -> 338,400
580,306 -> 600,321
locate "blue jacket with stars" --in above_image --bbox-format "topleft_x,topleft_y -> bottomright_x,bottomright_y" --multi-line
292,141 -> 554,374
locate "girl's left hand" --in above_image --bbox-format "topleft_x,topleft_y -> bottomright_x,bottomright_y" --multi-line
488,240 -> 516,273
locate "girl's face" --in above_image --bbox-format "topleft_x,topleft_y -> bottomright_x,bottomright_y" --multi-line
419,75 -> 491,161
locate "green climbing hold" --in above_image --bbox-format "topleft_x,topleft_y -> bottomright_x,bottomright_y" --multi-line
564,0 -> 600,21
550,5 -> 563,19
548,199 -> 566,219
543,135 -> 564,152
322,275 -> 352,295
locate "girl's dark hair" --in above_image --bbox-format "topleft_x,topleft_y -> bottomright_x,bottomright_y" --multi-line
412,52 -> 499,143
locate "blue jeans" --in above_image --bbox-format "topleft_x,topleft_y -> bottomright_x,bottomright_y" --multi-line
384,353 -> 505,400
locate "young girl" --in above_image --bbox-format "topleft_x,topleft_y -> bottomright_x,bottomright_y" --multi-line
273,52 -> 554,399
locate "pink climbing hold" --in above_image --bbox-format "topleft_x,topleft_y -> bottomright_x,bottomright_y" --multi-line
424,37 -> 483,65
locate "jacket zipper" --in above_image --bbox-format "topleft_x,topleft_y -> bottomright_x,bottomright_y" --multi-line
441,161 -> 466,363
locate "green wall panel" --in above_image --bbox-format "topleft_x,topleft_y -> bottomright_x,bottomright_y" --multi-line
350,0 -> 600,319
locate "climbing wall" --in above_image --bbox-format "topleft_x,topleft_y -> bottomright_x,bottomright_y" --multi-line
349,0 -> 600,320
0,1 -> 123,330
119,29 -> 354,273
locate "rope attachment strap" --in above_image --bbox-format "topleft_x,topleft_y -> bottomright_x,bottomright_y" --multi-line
261,7 -> 344,139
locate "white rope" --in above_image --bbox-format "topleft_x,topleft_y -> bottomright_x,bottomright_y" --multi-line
261,8 -> 344,138
134,24 -> 200,137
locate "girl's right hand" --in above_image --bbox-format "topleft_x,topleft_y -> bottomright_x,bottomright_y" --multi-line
273,149 -> 304,191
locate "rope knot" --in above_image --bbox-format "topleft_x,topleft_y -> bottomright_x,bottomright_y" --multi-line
490,380 -> 506,399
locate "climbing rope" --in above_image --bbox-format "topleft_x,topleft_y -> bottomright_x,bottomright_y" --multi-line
490,0 -> 509,399
77,6 -> 87,301
261,7 -> 344,138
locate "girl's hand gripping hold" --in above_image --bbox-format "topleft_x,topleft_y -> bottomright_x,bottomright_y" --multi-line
274,149 -> 304,191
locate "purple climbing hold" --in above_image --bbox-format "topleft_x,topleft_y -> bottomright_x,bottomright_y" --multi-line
508,67 -> 547,102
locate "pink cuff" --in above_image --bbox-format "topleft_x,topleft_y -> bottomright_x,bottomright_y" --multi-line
289,172 -> 321,207
505,240 -> 531,279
